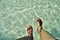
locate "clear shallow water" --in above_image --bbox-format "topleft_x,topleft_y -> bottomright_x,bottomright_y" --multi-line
0,0 -> 60,40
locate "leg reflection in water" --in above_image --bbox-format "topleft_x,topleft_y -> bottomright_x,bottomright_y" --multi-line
16,25 -> 33,40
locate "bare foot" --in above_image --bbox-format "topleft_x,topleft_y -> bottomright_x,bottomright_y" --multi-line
37,18 -> 42,32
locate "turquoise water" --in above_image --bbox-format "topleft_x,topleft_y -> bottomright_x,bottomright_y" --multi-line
0,0 -> 60,40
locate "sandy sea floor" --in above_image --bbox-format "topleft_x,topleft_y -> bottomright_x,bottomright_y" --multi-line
0,0 -> 60,40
